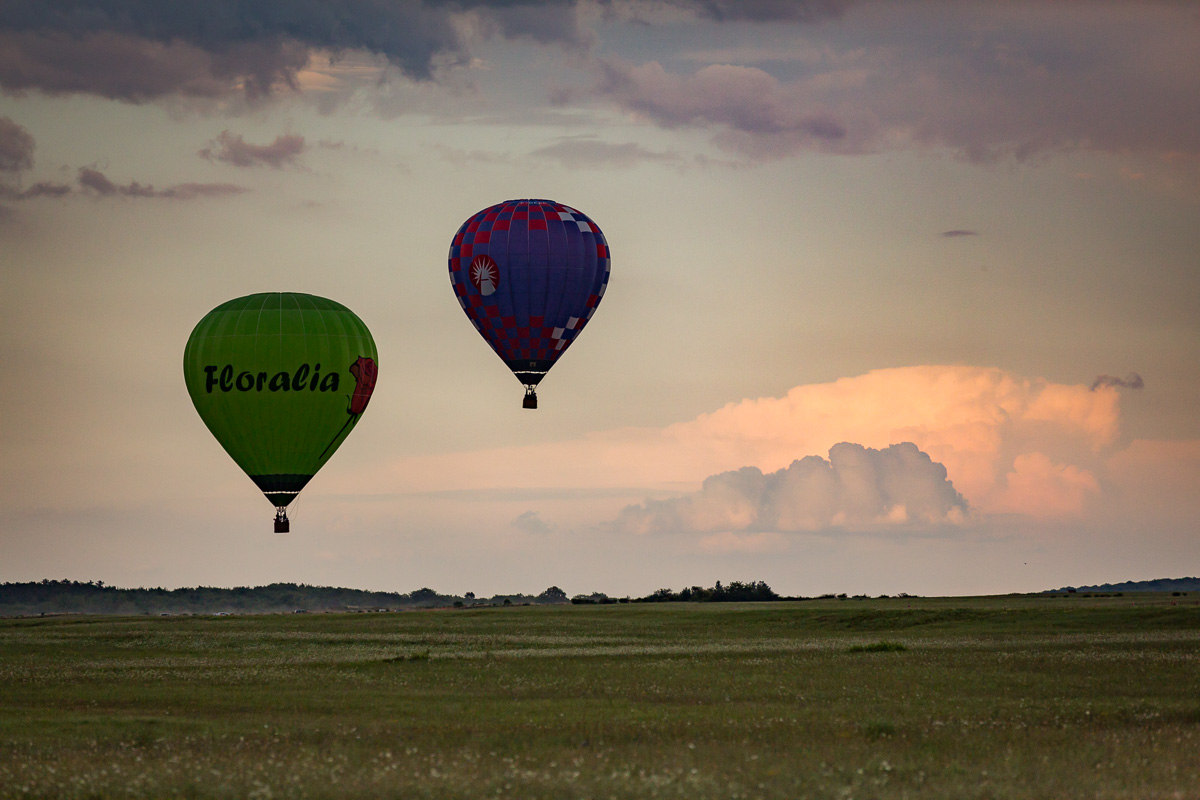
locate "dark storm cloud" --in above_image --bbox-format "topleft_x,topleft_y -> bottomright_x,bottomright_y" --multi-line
199,131 -> 306,168
475,3 -> 592,48
0,116 -> 35,172
0,1 -> 462,81
0,30 -> 312,101
0,0 -> 593,101
616,442 -> 968,534
940,229 -> 978,238
77,167 -> 247,199
1090,373 -> 1144,392
669,0 -> 852,23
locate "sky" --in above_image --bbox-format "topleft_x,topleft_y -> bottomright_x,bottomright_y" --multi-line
1,0 -> 1197,598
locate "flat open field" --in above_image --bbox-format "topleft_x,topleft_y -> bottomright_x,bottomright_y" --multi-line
2,594 -> 1199,799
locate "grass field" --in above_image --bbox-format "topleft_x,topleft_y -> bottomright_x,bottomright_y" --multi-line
2,594 -> 1199,798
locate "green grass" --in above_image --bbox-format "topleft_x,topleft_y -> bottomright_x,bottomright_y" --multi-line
2,593 -> 1199,798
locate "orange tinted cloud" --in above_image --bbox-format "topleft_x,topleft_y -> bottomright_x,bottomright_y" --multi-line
1104,439 -> 1200,525
990,452 -> 1100,518
354,365 -> 1125,521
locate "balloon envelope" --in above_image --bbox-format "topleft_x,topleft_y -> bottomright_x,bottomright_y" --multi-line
183,292 -> 377,512
448,199 -> 610,402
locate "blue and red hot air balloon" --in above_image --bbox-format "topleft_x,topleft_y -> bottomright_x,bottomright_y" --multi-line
448,199 -> 610,408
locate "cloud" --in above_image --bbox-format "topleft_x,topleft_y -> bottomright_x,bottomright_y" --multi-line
0,180 -> 72,200
0,116 -> 72,203
354,365 -> 1126,524
512,510 -> 552,535
77,167 -> 247,199
941,229 -> 978,238
428,143 -> 511,166
696,531 -> 789,554
468,4 -> 592,49
593,4 -> 1200,162
1090,373 -> 1144,391
530,136 -> 683,168
597,58 -> 872,158
0,30 -> 314,102
2,120 -> 244,204
0,0 -> 592,102
199,130 -> 306,168
1104,439 -> 1200,526
672,0 -> 853,23
0,116 -> 34,172
616,442 -> 968,534
988,452 -> 1098,518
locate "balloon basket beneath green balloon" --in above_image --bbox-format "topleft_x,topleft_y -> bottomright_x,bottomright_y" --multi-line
274,508 -> 290,534
523,387 -> 538,409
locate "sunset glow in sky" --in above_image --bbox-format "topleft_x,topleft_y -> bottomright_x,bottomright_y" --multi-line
2,1 -> 1198,597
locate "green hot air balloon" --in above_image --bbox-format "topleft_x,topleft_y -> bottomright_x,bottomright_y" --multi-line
184,293 -> 378,533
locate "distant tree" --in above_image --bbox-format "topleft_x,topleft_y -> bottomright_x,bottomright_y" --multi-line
642,588 -> 678,603
536,586 -> 568,604
409,588 -> 440,605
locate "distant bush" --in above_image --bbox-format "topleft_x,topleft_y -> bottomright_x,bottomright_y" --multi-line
848,641 -> 908,653
860,720 -> 897,738
571,593 -> 616,605
632,581 -> 780,604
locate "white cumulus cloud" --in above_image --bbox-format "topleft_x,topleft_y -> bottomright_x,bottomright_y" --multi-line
616,441 -> 968,534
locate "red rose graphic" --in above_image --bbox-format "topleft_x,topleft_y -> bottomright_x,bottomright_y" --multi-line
348,356 -> 377,415
320,355 -> 378,460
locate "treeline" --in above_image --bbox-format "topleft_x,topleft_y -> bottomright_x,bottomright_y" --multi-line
1048,577 -> 1200,594
572,580 -> 784,604
0,580 -> 570,617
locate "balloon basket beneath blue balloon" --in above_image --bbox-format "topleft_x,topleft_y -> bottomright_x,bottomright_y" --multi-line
274,508 -> 290,534
523,386 -> 538,409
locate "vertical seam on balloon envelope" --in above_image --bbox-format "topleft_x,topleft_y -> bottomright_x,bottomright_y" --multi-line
581,222 -> 603,329
286,292 -> 303,476
498,203 -> 518,340
220,295 -> 254,481
312,294 -> 334,478
260,292 -> 277,487
545,207 -> 573,356
538,202 -> 554,342
230,294 -> 262,478
550,210 -> 588,358
301,293 -> 317,479
326,302 -> 351,465
519,202 -> 541,362
314,295 -> 332,471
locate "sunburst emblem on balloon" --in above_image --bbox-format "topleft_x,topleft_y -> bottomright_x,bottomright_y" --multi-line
470,254 -> 499,296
